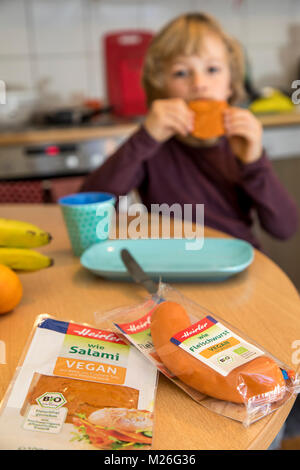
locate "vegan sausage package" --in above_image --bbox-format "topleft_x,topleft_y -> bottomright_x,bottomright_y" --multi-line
0,315 -> 157,450
96,283 -> 300,427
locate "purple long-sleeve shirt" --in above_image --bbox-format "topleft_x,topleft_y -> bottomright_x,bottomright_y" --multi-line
80,125 -> 299,249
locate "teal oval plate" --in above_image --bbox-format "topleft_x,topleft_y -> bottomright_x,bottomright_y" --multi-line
80,238 -> 254,282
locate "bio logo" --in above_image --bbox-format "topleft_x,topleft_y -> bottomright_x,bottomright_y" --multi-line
36,392 -> 67,409
217,354 -> 233,365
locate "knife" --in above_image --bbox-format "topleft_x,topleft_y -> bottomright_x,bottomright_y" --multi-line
120,249 -> 159,296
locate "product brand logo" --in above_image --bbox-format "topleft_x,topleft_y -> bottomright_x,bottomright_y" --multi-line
36,392 -> 67,409
118,312 -> 152,335
181,321 -> 209,339
67,323 -> 126,345
173,316 -> 217,343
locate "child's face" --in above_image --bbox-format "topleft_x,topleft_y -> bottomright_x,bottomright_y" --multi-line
164,33 -> 232,103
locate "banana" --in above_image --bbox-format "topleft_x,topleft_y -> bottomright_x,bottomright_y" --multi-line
0,218 -> 52,248
0,248 -> 53,271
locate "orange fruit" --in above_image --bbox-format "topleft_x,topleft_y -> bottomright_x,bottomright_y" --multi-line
0,264 -> 23,314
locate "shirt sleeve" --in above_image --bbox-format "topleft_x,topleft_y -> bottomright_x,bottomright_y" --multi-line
79,125 -> 162,196
238,151 -> 299,239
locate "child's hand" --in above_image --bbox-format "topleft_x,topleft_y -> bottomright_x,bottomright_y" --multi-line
224,107 -> 263,164
144,98 -> 194,142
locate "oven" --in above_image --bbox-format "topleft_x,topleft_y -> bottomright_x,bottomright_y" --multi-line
0,135 -> 126,203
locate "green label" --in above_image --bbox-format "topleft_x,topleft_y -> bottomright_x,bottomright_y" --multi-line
60,334 -> 130,368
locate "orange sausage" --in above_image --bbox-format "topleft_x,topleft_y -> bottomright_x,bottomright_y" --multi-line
150,301 -> 286,404
188,99 -> 228,140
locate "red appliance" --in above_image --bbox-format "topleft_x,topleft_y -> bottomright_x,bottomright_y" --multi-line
104,31 -> 153,117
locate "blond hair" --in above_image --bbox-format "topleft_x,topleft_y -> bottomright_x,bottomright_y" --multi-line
142,13 -> 245,106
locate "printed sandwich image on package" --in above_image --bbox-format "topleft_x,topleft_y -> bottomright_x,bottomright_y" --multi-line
0,316 -> 158,450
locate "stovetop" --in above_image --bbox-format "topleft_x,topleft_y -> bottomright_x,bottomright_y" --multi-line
0,113 -> 143,134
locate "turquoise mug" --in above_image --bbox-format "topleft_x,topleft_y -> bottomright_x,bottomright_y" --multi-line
58,192 -> 116,256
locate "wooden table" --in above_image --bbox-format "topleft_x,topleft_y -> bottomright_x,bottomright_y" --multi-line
0,204 -> 300,450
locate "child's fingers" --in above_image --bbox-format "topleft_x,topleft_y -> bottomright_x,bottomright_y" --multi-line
225,124 -> 258,141
225,120 -> 260,136
152,99 -> 194,133
145,98 -> 195,141
166,107 -> 194,134
224,113 -> 262,138
224,108 -> 261,129
166,101 -> 195,128
224,107 -> 250,118
164,112 -> 193,136
224,114 -> 260,127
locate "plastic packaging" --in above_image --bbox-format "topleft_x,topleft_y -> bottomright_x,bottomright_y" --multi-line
95,282 -> 300,427
0,315 -> 158,450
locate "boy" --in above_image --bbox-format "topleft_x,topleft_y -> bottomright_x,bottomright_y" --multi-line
80,13 -> 298,249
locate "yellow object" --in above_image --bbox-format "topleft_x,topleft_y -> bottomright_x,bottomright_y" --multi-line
0,248 -> 53,271
250,89 -> 294,114
0,218 -> 52,248
0,264 -> 23,314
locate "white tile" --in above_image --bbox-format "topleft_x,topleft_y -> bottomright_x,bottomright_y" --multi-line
288,0 -> 300,43
0,57 -> 33,89
290,0 -> 300,18
135,0 -> 245,46
242,0 -> 291,46
263,126 -> 300,159
246,45 -> 290,89
89,0 -> 140,53
34,56 -> 89,105
136,0 -> 196,32
190,0 -> 245,39
86,51 -> 106,100
0,0 -> 30,56
31,0 -> 85,55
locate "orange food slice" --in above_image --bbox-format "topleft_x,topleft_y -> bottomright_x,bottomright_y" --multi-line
188,99 -> 228,140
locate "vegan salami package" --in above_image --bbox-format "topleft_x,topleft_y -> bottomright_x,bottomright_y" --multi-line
95,283 -> 300,427
0,315 -> 157,450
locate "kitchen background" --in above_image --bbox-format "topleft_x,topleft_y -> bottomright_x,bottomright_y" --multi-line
1,0 -> 300,104
0,0 -> 300,294
1,0 -> 300,449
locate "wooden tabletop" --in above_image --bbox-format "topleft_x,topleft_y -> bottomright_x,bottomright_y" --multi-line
0,204 -> 300,450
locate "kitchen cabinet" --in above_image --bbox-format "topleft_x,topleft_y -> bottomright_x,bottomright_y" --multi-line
263,126 -> 300,160
253,118 -> 300,292
254,156 -> 300,292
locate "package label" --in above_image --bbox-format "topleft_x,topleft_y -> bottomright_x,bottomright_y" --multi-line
53,326 -> 129,384
171,315 -> 264,376
115,310 -> 174,378
23,405 -> 67,434
116,311 -> 154,354
0,316 -> 157,450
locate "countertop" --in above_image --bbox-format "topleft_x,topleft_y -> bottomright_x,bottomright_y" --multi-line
1,111 -> 300,146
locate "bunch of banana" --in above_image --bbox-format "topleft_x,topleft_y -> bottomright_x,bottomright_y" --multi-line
0,218 -> 53,271
0,218 -> 52,248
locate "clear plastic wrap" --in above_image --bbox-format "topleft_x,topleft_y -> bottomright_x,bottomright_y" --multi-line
95,282 -> 300,427
0,315 -> 158,450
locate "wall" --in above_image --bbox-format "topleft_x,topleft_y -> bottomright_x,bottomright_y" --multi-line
1,0 -> 300,107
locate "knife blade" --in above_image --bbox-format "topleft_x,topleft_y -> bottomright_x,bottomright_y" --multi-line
120,248 -> 159,295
